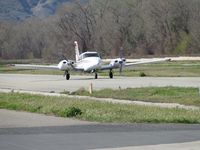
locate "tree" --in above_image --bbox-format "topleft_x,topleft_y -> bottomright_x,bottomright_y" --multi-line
0,22 -> 13,58
59,1 -> 97,52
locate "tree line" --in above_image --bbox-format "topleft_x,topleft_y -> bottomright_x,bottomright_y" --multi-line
0,0 -> 199,60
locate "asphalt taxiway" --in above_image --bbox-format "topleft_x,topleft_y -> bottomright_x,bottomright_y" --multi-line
0,74 -> 199,93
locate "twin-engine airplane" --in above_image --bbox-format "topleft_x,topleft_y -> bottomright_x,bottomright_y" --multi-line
15,41 -> 170,80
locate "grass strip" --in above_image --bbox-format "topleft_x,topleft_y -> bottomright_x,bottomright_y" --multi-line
0,92 -> 200,124
71,87 -> 200,107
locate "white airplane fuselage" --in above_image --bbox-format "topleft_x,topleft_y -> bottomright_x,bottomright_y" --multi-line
75,52 -> 102,72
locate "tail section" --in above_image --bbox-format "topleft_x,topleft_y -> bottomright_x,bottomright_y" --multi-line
74,41 -> 80,62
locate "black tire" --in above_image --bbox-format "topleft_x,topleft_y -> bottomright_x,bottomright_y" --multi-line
66,73 -> 70,80
109,71 -> 113,79
95,73 -> 98,79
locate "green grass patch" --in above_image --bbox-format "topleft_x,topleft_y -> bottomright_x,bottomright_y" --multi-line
1,92 -> 200,124
71,87 -> 200,107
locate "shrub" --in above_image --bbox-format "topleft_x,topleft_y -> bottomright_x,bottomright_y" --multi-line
60,107 -> 82,117
140,72 -> 146,77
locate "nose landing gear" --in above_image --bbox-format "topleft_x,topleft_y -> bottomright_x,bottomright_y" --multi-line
109,70 -> 113,79
95,72 -> 98,79
65,70 -> 70,80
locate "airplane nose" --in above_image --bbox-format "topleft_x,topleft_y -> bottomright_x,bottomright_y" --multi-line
92,58 -> 100,66
84,59 -> 101,71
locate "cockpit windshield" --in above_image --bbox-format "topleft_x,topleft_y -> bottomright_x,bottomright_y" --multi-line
78,52 -> 100,61
82,53 -> 99,59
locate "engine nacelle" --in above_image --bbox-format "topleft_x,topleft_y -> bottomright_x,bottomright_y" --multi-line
58,60 -> 71,70
109,58 -> 126,68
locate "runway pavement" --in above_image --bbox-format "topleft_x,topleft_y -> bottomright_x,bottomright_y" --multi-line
0,74 -> 199,93
1,110 -> 200,150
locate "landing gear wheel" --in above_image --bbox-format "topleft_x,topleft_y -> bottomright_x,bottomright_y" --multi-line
109,71 -> 113,79
95,73 -> 98,79
66,73 -> 70,80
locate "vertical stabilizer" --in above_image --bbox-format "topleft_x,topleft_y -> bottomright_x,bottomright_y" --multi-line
74,41 -> 80,62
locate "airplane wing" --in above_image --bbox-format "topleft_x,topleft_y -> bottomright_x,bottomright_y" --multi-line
14,59 -> 76,71
100,64 -> 115,70
14,64 -> 59,70
125,58 -> 171,66
100,58 -> 170,70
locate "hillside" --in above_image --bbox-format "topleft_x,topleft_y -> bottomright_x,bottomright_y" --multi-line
0,0 -> 72,20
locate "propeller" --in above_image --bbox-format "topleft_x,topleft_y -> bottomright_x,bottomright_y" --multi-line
119,62 -> 123,75
64,70 -> 67,77
119,47 -> 124,76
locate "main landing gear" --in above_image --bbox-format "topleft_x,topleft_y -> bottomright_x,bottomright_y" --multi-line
94,70 -> 113,79
65,71 -> 70,80
109,70 -> 113,79
95,72 -> 98,79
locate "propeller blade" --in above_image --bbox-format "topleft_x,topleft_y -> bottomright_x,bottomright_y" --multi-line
119,62 -> 123,76
119,47 -> 124,58
119,47 -> 124,76
63,70 -> 67,77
